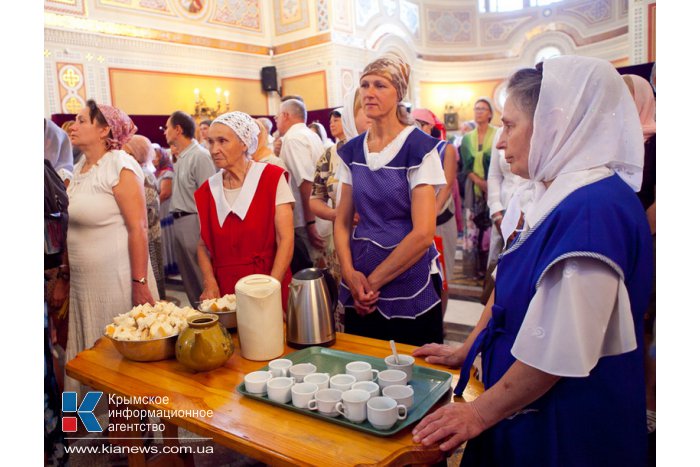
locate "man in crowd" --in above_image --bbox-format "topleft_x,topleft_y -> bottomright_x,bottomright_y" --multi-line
275,98 -> 325,271
198,119 -> 212,149
164,111 -> 216,306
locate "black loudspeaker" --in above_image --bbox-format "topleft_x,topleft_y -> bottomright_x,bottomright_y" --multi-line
261,66 -> 278,92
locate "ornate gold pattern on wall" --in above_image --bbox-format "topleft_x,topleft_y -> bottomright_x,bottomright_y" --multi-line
45,0 -> 86,15
273,32 -> 331,54
426,7 -> 475,44
274,0 -> 310,35
557,0 -> 613,25
316,0 -> 329,32
57,63 -> 87,114
44,12 -> 269,54
209,0 -> 262,31
98,0 -> 174,15
481,15 -> 534,44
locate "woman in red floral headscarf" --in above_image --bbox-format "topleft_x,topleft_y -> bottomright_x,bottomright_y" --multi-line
64,99 -> 158,396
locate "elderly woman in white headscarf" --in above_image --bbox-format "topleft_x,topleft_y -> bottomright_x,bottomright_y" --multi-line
412,56 -> 653,466
195,111 -> 295,311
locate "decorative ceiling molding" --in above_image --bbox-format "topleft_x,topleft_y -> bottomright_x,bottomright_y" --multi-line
273,32 -> 332,55
97,0 -> 176,17
207,0 -> 263,32
355,0 -> 381,28
45,12 -> 270,54
399,0 -> 420,38
480,14 -> 537,45
273,0 -> 311,35
45,0 -> 86,16
425,6 -> 476,45
418,23 -> 627,62
316,0 -> 330,32
555,0 -> 613,25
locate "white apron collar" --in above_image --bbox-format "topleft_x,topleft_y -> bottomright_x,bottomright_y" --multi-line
501,167 -> 613,244
208,162 -> 266,228
524,166 -> 614,230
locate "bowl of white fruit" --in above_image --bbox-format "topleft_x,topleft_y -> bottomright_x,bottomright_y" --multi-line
104,302 -> 202,361
197,294 -> 237,330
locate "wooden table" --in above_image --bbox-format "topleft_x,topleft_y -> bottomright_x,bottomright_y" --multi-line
66,332 -> 483,466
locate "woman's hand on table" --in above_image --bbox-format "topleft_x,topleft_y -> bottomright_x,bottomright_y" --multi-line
412,402 -> 487,452
132,283 -> 155,306
412,343 -> 466,368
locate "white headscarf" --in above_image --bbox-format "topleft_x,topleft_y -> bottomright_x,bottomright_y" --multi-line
341,89 -> 359,139
501,56 -> 645,242
529,55 -> 644,192
212,111 -> 260,156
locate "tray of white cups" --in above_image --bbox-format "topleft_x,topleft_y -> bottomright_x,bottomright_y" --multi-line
236,346 -> 453,436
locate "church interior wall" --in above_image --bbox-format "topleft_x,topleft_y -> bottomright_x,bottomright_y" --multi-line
44,0 -> 655,118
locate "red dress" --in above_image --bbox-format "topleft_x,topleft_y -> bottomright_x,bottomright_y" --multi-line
194,164 -> 292,310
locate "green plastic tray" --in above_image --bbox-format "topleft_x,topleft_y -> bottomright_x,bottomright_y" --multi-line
236,346 -> 453,436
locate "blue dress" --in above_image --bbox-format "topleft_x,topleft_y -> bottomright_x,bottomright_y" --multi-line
455,173 -> 653,466
337,129 -> 442,320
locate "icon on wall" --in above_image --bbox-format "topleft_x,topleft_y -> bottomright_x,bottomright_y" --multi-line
444,112 -> 459,131
175,0 -> 208,19
182,0 -> 204,14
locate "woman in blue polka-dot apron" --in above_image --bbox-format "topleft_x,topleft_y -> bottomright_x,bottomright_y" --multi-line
334,54 -> 447,347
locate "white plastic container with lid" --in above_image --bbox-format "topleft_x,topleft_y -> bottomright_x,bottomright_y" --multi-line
234,274 -> 284,361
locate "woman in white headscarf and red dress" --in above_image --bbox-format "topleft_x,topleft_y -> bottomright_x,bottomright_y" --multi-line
412,55 -> 653,466
195,111 -> 294,312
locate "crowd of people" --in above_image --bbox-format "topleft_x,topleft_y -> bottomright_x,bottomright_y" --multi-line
44,53 -> 655,465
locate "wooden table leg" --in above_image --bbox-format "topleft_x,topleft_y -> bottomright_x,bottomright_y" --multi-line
108,401 -> 148,467
107,402 -> 193,467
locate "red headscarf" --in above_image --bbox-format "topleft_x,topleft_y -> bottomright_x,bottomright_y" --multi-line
412,108 -> 446,140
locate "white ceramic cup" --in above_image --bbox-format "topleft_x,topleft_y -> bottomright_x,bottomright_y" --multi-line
367,396 -> 407,430
303,373 -> 330,390
352,381 -> 380,398
384,354 -> 415,382
266,377 -> 295,404
335,389 -> 371,423
308,388 -> 343,417
291,382 -> 319,409
244,370 -> 273,394
382,384 -> 414,410
329,374 -> 357,391
377,369 -> 408,389
345,361 -> 379,382
289,363 -> 317,383
268,358 -> 293,377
